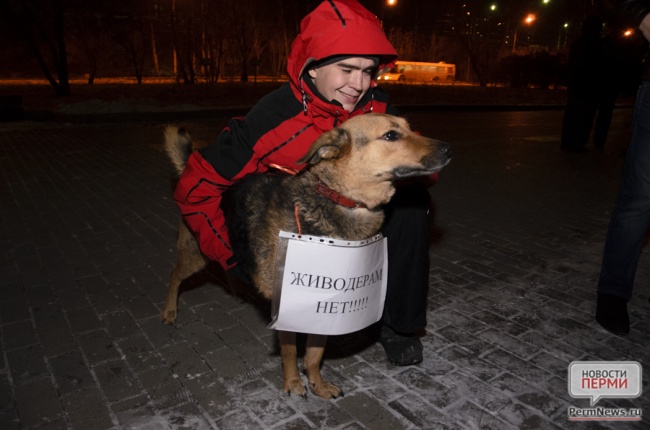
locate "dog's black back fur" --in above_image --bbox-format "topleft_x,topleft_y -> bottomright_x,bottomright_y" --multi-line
223,169 -> 379,286
222,174 -> 283,283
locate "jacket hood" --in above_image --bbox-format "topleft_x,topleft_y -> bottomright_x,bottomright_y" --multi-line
286,0 -> 398,87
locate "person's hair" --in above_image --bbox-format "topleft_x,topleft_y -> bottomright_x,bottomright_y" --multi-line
304,55 -> 380,77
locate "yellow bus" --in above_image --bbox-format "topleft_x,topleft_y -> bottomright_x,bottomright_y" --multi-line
378,61 -> 456,82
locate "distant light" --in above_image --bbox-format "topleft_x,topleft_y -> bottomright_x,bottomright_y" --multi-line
543,0 -> 550,4
386,0 -> 397,6
623,28 -> 634,37
564,23 -> 569,28
524,14 -> 536,25
490,4 -> 496,11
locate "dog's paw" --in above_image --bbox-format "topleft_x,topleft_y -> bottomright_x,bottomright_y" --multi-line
160,309 -> 177,324
311,381 -> 343,399
283,377 -> 307,398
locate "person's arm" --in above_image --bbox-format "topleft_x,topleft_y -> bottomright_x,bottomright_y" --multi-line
174,112 -> 273,269
639,11 -> 650,41
173,149 -> 238,269
174,85 -> 302,269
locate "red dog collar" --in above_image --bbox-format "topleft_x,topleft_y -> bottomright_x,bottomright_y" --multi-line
314,182 -> 367,209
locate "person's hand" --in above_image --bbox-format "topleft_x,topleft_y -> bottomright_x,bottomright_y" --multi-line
640,13 -> 650,42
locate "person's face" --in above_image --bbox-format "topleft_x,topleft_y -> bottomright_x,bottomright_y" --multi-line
308,57 -> 377,111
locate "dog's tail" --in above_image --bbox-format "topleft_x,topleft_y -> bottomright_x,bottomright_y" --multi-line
164,126 -> 193,175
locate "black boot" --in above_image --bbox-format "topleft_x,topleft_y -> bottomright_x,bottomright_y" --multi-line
378,324 -> 423,366
595,293 -> 630,335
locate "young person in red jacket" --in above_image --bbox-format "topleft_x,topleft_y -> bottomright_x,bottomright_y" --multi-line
174,0 -> 435,365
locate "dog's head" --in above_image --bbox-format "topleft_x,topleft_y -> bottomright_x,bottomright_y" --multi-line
297,113 -> 451,208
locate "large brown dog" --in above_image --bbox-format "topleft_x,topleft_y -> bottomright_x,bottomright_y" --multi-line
161,113 -> 451,399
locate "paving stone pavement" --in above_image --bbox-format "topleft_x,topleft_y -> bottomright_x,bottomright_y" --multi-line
0,107 -> 648,430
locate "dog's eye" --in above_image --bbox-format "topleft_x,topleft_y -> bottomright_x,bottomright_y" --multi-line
382,130 -> 401,142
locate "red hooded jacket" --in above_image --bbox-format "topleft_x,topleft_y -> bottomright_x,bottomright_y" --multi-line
173,0 -> 403,269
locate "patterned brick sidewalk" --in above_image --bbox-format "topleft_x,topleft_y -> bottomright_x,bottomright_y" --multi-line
0,108 -> 648,429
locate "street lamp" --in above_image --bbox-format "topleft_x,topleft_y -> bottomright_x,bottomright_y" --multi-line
512,13 -> 536,53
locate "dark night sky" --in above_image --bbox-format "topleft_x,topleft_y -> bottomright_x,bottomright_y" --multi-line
359,0 -> 593,48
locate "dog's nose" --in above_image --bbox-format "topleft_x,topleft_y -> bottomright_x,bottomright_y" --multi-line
438,142 -> 452,158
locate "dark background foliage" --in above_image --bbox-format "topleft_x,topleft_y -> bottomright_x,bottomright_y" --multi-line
0,0 -> 645,96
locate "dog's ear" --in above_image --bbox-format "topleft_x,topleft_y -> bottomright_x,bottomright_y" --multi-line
297,128 -> 350,165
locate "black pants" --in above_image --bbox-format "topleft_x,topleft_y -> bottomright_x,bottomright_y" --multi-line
381,184 -> 431,334
561,97 -> 598,150
598,81 -> 650,300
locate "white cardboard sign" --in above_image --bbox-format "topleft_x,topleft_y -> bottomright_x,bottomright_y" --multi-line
268,231 -> 388,335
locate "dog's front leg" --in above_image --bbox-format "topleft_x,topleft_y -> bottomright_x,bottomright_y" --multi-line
305,334 -> 342,399
278,330 -> 307,397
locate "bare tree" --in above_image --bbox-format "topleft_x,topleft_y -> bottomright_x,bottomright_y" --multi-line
388,28 -> 421,61
173,0 -> 199,83
0,0 -> 72,95
256,0 -> 311,80
227,0 -> 253,82
111,4 -> 150,83
67,1 -> 114,84
121,18 -> 149,83
267,34 -> 289,79
449,2 -> 507,85
196,0 -> 226,82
